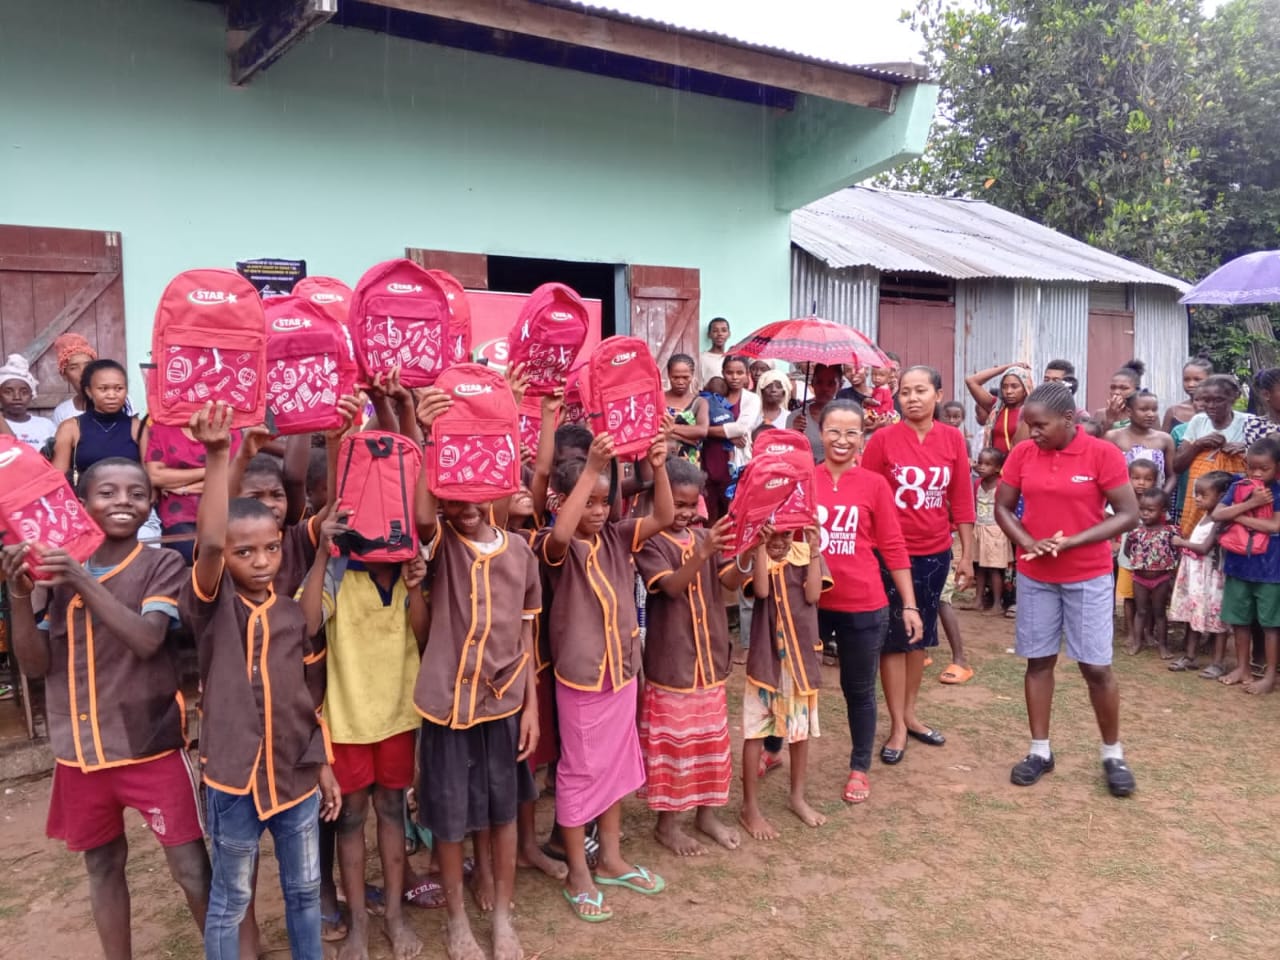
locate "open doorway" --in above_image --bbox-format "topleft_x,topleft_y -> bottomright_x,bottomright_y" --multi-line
487,256 -> 623,338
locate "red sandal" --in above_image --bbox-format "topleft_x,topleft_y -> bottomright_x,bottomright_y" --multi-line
843,770 -> 870,804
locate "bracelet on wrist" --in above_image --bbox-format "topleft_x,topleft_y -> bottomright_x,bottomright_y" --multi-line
902,605 -> 920,612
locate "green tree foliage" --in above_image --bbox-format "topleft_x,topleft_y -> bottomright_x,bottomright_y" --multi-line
885,0 -> 1280,368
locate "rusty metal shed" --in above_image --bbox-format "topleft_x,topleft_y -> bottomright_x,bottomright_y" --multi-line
791,186 -> 1190,420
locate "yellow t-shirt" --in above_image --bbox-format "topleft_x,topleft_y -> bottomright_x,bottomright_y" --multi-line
320,559 -> 421,744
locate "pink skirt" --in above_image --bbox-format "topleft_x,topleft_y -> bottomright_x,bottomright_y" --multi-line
554,674 -> 645,828
638,683 -> 731,812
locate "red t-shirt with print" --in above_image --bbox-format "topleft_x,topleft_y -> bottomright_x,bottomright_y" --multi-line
815,463 -> 911,613
999,426 -> 1130,584
860,421 -> 976,556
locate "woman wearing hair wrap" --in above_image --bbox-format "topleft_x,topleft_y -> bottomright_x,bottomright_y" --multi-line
1171,375 -> 1255,536
964,363 -> 1032,456
0,353 -> 56,451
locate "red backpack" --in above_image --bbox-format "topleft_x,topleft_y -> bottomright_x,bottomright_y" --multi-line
584,336 -> 663,457
349,259 -> 456,388
1220,480 -> 1274,556
0,438 -> 104,579
506,283 -> 589,395
426,269 -> 473,367
263,295 -> 360,435
724,451 -> 817,557
562,364 -> 589,425
331,430 -> 420,562
148,269 -> 267,427
517,395 -> 542,465
427,364 -> 520,503
293,276 -> 353,327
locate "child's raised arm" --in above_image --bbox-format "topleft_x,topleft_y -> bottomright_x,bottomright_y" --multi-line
530,388 -> 562,520
298,510 -> 349,638
1,545 -> 48,677
803,525 -> 828,605
282,433 -> 311,525
228,425 -> 272,498
192,401 -> 236,600
404,553 -> 429,653
413,387 -> 453,544
546,434 -> 613,562
658,516 -> 731,598
635,417 -> 676,544
751,528 -> 774,600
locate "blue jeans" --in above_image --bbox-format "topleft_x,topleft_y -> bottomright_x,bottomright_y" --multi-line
205,788 -> 322,960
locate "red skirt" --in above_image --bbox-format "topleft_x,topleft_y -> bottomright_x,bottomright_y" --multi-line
638,683 -> 732,812
528,668 -> 559,770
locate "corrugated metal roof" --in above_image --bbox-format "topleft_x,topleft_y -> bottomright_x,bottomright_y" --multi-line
543,1 -> 929,82
791,187 -> 1189,292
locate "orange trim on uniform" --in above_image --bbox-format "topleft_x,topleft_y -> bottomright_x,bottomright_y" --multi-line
175,690 -> 189,748
302,648 -> 327,665
540,532 -> 567,568
66,543 -> 145,771
56,748 -> 177,773
190,558 -> 224,604
141,594 -> 178,608
236,591 -> 279,815
772,561 -> 815,694
305,514 -> 321,547
317,712 -> 335,765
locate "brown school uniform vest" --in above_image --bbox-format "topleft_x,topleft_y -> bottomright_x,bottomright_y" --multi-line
181,566 -> 330,819
635,529 -> 731,692
414,525 -> 542,728
511,527 -> 553,673
743,544 -> 829,696
45,544 -> 188,771
274,516 -> 319,598
536,518 -> 643,692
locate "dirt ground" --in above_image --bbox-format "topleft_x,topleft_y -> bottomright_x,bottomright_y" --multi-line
3,607 -> 1279,960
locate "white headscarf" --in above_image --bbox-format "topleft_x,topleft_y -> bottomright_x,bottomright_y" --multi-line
0,354 -> 37,396
756,368 -> 792,408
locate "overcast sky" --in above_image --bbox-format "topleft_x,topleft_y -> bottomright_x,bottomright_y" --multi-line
576,0 -> 1231,67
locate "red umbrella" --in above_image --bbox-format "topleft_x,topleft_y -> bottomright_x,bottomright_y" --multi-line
728,316 -> 891,369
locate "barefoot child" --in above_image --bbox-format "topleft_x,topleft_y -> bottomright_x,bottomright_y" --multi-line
1211,438 -> 1280,694
970,447 -> 1013,615
538,429 -> 674,922
635,460 -> 739,857
1,457 -> 210,959
308,493 -> 428,959
1168,471 -> 1231,674
728,524 -> 832,841
1124,489 -> 1180,659
182,402 -> 343,959
413,385 -> 544,960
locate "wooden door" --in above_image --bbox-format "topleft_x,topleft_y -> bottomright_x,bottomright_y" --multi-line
405,248 -> 489,289
876,297 -> 957,391
629,265 -> 700,373
1086,310 -> 1135,412
0,225 -> 125,415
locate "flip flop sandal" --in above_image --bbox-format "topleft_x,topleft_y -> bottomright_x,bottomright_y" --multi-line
1168,656 -> 1196,672
404,879 -> 446,909
321,911 -> 348,942
758,752 -> 784,778
1199,663 -> 1227,679
938,663 -> 974,685
563,888 -> 612,923
843,770 -> 870,804
365,883 -> 386,916
594,865 -> 666,895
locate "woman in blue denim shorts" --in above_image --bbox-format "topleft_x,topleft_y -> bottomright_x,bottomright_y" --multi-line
994,382 -> 1140,798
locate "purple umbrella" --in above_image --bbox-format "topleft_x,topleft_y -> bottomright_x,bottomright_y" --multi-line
1181,250 -> 1280,305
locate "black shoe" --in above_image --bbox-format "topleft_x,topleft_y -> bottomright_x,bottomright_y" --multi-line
1010,753 -> 1054,786
1103,758 -> 1136,797
880,744 -> 905,765
907,727 -> 946,746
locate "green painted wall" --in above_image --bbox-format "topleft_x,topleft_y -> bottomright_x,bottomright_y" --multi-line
0,1 -> 932,378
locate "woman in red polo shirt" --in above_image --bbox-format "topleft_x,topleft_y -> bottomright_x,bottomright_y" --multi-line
994,381 -> 1139,798
815,400 -> 922,805
860,367 -> 975,765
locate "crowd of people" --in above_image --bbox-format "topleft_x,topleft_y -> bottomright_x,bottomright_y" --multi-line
3,314 -> 1280,960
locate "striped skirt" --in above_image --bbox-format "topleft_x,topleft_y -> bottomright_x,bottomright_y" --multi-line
638,683 -> 732,813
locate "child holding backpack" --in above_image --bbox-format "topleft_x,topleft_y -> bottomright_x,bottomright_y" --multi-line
412,384 -> 544,960
181,401 -> 343,960
635,460 -> 740,856
538,425 -> 674,923
1211,437 -> 1280,693
2,454 -> 210,957
725,524 -> 831,841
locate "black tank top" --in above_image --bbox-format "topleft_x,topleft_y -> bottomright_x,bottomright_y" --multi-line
75,409 -> 140,475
